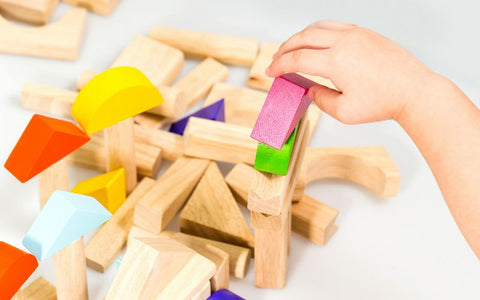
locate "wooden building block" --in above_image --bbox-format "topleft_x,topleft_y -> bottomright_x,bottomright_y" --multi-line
4,114 -> 89,183
170,99 -> 225,135
107,237 -> 216,300
0,7 -> 86,60
208,289 -> 245,300
149,26 -> 259,66
191,281 -> 210,300
183,117 -> 257,165
0,0 -> 57,25
76,69 -> 98,90
251,73 -> 316,150
0,242 -> 38,300
21,276 -> 56,300
85,177 -> 155,273
180,162 -> 254,249
172,58 -> 229,110
62,0 -> 120,16
134,113 -> 172,130
134,157 -> 210,234
72,168 -> 126,214
23,190 -> 111,260
22,83 -> 77,119
134,124 -> 183,161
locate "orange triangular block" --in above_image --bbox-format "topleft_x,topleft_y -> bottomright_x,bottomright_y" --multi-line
180,162 -> 254,249
4,114 -> 90,183
72,168 -> 126,214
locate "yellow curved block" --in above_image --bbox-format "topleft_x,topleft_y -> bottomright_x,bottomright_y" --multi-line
72,66 -> 163,134
71,168 -> 126,214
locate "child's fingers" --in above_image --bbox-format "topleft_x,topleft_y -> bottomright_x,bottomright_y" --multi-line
307,20 -> 357,31
308,84 -> 346,122
266,49 -> 332,78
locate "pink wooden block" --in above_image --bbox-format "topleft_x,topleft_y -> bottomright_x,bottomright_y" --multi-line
250,73 -> 317,149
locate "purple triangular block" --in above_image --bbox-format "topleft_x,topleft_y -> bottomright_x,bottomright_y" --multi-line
169,99 -> 225,135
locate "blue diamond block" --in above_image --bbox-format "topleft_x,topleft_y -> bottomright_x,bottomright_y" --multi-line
208,289 -> 245,300
23,190 -> 112,261
169,98 -> 225,135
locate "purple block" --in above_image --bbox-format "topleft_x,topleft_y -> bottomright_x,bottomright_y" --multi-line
169,98 -> 225,135
251,73 -> 317,150
208,289 -> 245,300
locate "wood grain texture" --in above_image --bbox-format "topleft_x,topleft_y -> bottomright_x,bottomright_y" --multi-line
134,157 -> 210,234
191,281 -> 210,300
0,7 -> 86,60
38,159 -> 68,208
53,238 -> 87,300
149,26 -> 259,66
0,0 -> 58,25
134,113 -> 172,130
180,162 -> 254,249
85,177 -> 156,273
134,124 -> 184,162
21,83 -> 76,119
183,117 -> 256,165
62,0 -> 120,16
21,277 -> 57,300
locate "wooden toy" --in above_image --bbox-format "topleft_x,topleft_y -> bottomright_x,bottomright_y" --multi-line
134,113 -> 172,129
254,126 -> 298,176
4,114 -> 90,183
170,99 -> 225,135
0,7 -> 86,60
134,124 -> 183,162
85,177 -> 155,272
251,73 -> 317,150
22,83 -> 77,119
208,289 -> 245,300
107,237 -> 216,299
0,242 -> 38,300
180,162 -> 254,249
21,276 -> 57,300
183,117 -> 257,165
149,27 -> 259,66
62,0 -> 120,15
0,0 -> 58,25
134,157 -> 209,234
23,190 -> 112,260
72,168 -> 126,214
192,281 -> 211,300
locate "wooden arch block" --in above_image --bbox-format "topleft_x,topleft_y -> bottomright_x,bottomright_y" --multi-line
72,168 -> 126,214
0,242 -> 38,300
23,190 -> 112,260
4,114 -> 90,183
169,98 -> 225,135
72,66 -> 163,134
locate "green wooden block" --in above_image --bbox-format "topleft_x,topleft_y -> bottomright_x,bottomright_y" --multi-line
254,126 -> 298,176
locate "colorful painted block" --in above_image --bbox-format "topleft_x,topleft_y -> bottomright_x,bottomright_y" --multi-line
169,98 -> 225,135
208,289 -> 245,300
23,190 -> 112,260
4,114 -> 90,183
254,125 -> 298,175
72,168 -> 126,214
250,73 -> 316,150
0,242 -> 38,300
72,66 -> 163,134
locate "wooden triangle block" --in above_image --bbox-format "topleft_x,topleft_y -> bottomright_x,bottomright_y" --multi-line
169,98 -> 225,135
21,276 -> 57,300
180,162 -> 254,249
209,289 -> 245,300
0,242 -> 38,300
4,114 -> 90,183
72,168 -> 126,214
23,190 -> 112,260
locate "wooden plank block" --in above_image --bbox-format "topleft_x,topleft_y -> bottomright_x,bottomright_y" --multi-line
169,99 -> 225,135
180,162 -> 254,249
134,124 -> 183,162
134,157 -> 210,234
85,177 -> 155,273
183,117 -> 256,165
149,27 -> 259,66
191,281 -> 210,300
21,276 -> 56,300
134,113 -> 172,130
0,7 -> 86,60
22,83 -> 76,119
0,0 -> 57,25
62,0 -> 120,16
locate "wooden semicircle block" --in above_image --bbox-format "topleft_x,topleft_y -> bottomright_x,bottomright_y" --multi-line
72,66 -> 163,134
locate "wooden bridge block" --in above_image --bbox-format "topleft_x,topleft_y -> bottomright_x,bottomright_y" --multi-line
208,289 -> 245,300
23,190 -> 111,260
72,168 -> 126,214
170,99 -> 225,135
0,0 -> 58,25
0,242 -> 38,300
180,162 -> 254,249
251,73 -> 316,150
21,276 -> 56,300
4,114 -> 89,183
62,0 -> 120,16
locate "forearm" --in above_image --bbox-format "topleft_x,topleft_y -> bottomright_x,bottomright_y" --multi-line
397,73 -> 480,259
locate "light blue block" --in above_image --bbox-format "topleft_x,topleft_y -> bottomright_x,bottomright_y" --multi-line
23,190 -> 112,261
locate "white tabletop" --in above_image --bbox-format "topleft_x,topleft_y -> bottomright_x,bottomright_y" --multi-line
0,1 -> 479,299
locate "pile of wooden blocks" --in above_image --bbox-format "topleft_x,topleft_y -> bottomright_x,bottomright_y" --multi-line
1,25 -> 401,300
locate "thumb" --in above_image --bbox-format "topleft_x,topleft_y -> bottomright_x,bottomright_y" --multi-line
308,84 -> 344,121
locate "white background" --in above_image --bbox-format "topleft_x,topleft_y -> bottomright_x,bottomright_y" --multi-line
1,0 -> 479,299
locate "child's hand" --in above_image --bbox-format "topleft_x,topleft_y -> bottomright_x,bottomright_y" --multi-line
266,20 -> 439,124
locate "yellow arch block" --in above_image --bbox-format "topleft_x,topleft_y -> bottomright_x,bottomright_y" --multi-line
72,66 -> 163,134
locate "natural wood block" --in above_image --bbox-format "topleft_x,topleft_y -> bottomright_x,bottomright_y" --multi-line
134,157 -> 210,234
149,26 -> 259,66
0,7 -> 86,60
22,83 -> 77,119
76,70 -> 98,90
183,117 -> 257,165
0,0 -> 57,25
53,238 -> 87,300
38,159 -> 69,208
191,281 -> 210,300
134,124 -> 183,161
134,113 -> 172,130
169,99 -> 225,135
180,162 -> 254,249
21,276 -> 56,300
62,0 -> 120,16
86,177 -> 155,273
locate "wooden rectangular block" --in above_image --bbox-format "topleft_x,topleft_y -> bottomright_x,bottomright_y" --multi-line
0,0 -> 58,25
191,281 -> 210,300
134,124 -> 183,162
22,82 -> 76,119
21,276 -> 57,300
62,0 -> 120,15
134,113 -> 172,130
